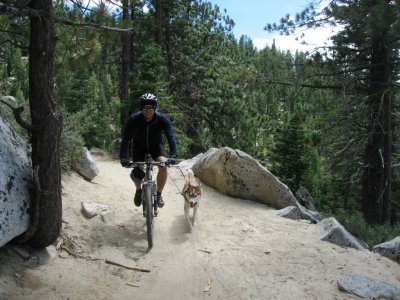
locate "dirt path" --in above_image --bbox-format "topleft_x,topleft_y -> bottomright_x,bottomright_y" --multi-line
1,153 -> 399,300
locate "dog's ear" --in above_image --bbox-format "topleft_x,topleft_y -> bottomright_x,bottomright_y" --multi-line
182,181 -> 189,194
196,185 -> 202,195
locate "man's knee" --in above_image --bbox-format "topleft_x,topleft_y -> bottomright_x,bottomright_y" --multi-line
130,167 -> 145,183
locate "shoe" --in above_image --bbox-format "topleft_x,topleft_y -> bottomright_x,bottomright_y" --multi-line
134,189 -> 142,207
157,194 -> 165,208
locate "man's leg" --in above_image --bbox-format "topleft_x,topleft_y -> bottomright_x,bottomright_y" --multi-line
131,148 -> 145,207
156,155 -> 168,207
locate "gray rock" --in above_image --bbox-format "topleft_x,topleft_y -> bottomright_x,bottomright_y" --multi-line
0,116 -> 31,247
295,186 -> 317,211
338,274 -> 400,299
81,201 -> 108,218
373,236 -> 400,263
192,147 -> 297,209
278,204 -> 320,223
296,202 -> 321,223
277,206 -> 301,220
320,217 -> 369,250
75,147 -> 100,181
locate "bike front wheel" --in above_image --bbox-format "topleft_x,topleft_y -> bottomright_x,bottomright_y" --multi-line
143,183 -> 154,249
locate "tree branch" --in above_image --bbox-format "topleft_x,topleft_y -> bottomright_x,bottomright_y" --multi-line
55,18 -> 133,32
0,1 -> 46,17
261,78 -> 343,90
0,97 -> 36,132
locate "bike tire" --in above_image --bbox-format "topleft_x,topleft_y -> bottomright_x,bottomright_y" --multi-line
143,183 -> 154,249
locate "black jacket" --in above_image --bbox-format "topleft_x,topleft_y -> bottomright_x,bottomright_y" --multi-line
119,111 -> 177,160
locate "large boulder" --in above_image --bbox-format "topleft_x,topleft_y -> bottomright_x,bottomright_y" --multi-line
192,147 -> 297,209
0,116 -> 31,247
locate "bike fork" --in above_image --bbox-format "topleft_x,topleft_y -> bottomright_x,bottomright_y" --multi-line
142,181 -> 158,217
152,183 -> 158,217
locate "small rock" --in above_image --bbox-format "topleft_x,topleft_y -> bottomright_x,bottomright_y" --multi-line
81,201 -> 108,218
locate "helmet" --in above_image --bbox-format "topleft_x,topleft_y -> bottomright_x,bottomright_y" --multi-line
139,93 -> 158,108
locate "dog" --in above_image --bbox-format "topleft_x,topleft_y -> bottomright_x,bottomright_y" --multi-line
182,169 -> 202,232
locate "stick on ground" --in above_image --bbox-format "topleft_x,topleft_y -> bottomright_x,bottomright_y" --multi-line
105,259 -> 150,272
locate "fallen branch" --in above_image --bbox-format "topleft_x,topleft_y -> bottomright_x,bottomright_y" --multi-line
105,259 -> 150,273
198,249 -> 212,254
126,283 -> 140,288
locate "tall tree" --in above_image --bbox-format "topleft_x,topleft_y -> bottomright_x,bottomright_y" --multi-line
120,0 -> 131,128
266,0 -> 400,225
28,0 -> 62,247
272,113 -> 308,191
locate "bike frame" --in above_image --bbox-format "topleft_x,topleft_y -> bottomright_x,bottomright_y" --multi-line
130,154 -> 168,250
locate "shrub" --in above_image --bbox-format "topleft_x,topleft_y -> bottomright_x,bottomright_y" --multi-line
60,112 -> 85,171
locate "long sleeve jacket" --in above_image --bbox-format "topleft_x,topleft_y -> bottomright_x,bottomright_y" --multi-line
119,111 -> 177,160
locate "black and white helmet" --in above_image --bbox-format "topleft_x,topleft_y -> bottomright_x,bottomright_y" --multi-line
139,93 -> 158,108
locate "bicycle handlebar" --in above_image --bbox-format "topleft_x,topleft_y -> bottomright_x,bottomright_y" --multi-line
124,159 -> 180,168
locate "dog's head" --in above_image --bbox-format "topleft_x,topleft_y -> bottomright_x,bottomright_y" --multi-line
184,181 -> 201,208
183,169 -> 201,208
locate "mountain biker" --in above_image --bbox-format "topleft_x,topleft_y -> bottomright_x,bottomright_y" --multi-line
119,93 -> 177,208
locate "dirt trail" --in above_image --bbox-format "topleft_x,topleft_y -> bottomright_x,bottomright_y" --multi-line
1,153 -> 399,300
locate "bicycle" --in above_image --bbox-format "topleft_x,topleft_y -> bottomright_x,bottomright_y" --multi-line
127,154 -> 171,251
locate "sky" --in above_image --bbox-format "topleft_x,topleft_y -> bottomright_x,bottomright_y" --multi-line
208,0 -> 335,53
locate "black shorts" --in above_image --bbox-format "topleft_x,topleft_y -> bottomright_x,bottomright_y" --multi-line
132,145 -> 167,162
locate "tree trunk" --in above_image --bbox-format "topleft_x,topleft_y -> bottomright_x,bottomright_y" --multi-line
361,31 -> 393,225
153,0 -> 163,45
26,0 -> 62,247
120,0 -> 131,129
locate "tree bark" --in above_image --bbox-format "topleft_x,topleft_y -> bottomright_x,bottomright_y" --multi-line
153,0 -> 163,45
26,0 -> 63,247
120,0 -> 131,129
362,31 -> 393,225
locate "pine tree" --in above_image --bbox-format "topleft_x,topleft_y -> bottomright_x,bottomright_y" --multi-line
272,113 -> 308,191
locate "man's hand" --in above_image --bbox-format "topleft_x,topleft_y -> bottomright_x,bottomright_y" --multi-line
120,159 -> 130,167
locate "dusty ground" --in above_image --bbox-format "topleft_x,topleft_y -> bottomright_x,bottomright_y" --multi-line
0,153 -> 399,300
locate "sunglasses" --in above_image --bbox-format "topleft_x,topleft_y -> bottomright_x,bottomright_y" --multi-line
142,105 -> 155,111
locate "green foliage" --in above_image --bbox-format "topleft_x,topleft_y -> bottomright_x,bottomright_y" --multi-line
56,68 -> 120,151
130,43 -> 170,111
60,112 -> 85,171
272,113 -> 309,191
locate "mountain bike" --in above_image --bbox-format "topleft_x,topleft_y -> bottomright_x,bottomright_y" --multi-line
128,154 -> 170,250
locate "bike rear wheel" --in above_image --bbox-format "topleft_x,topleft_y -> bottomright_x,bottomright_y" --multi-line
143,182 -> 154,249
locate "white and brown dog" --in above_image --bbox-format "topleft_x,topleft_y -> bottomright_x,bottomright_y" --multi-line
182,169 -> 202,232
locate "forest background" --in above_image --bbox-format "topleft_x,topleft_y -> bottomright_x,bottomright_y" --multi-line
0,0 -> 399,247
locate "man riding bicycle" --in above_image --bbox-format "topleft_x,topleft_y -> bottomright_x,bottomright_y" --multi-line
120,93 -> 177,208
